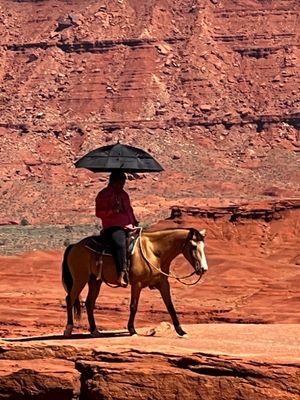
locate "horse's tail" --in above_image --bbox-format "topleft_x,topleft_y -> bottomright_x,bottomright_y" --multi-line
62,244 -> 81,320
62,244 -> 74,293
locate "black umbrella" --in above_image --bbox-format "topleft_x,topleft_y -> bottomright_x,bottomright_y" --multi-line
75,142 -> 164,173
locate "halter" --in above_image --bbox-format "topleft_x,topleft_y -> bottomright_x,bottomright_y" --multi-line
176,228 -> 205,284
138,228 -> 205,286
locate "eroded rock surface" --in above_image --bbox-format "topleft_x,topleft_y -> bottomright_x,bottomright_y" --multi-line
0,0 -> 299,224
1,324 -> 300,400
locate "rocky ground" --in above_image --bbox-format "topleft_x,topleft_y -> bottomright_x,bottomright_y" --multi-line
0,223 -> 97,256
1,325 -> 300,400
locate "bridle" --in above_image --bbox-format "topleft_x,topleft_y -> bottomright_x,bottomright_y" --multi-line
138,228 -> 205,286
182,228 -> 205,275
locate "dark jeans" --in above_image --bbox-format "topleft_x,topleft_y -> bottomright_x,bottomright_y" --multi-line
102,226 -> 127,273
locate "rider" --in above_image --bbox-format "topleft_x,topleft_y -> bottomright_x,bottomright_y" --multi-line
95,171 -> 139,287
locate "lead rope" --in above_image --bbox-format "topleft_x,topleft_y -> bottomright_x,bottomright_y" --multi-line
138,234 -> 202,286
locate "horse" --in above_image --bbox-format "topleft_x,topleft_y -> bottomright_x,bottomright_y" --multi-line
62,227 -> 208,337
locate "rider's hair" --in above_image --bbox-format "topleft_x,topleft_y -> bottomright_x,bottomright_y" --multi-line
109,171 -> 126,184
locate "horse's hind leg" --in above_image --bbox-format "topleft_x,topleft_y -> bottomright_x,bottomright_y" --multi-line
86,275 -> 102,337
158,279 -> 187,336
64,293 -> 74,337
127,282 -> 142,335
64,279 -> 88,337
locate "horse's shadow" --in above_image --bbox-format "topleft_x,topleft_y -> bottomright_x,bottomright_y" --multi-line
2,330 -> 131,343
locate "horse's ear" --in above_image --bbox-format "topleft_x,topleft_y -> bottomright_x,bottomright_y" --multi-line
199,229 -> 206,237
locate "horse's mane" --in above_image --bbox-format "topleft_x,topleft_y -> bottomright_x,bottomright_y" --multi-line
145,227 -> 191,232
142,227 -> 193,238
143,227 -> 196,234
142,227 -> 204,242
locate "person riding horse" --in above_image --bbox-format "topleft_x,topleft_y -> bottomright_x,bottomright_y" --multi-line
62,226 -> 208,337
95,171 -> 139,287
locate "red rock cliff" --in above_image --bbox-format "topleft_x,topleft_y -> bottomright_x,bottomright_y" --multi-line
0,0 -> 299,224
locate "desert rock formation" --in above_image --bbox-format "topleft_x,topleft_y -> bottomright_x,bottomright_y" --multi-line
1,325 -> 300,399
0,0 -> 299,224
0,1 -> 300,399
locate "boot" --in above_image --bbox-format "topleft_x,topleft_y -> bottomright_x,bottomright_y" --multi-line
117,270 -> 128,288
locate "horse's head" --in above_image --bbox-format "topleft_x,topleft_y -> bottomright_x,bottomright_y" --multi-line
183,228 -> 208,277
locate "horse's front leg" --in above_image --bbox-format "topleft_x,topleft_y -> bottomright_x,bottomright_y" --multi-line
127,282 -> 142,335
157,278 -> 187,336
86,275 -> 102,337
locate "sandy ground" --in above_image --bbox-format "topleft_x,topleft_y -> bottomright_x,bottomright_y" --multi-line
0,208 -> 299,398
2,324 -> 300,363
1,207 -> 299,338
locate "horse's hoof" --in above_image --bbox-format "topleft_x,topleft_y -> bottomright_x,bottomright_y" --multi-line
63,325 -> 73,337
90,329 -> 102,338
179,333 -> 189,339
176,327 -> 187,337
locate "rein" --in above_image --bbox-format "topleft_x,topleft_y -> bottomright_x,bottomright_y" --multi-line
138,229 -> 202,286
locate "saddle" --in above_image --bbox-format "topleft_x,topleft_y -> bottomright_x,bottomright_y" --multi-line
85,228 -> 141,276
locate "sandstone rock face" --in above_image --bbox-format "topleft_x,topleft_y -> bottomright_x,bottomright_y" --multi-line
0,358 -> 80,400
1,325 -> 300,400
0,0 -> 299,224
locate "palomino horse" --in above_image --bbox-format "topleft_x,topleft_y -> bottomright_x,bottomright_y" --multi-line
62,227 -> 208,337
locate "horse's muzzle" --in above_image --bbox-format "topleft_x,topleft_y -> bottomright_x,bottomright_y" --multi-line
196,268 -> 206,277
195,261 -> 206,277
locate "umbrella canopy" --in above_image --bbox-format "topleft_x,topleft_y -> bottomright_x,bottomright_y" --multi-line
75,142 -> 164,173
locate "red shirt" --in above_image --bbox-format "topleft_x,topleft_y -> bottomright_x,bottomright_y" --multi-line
95,185 -> 136,229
